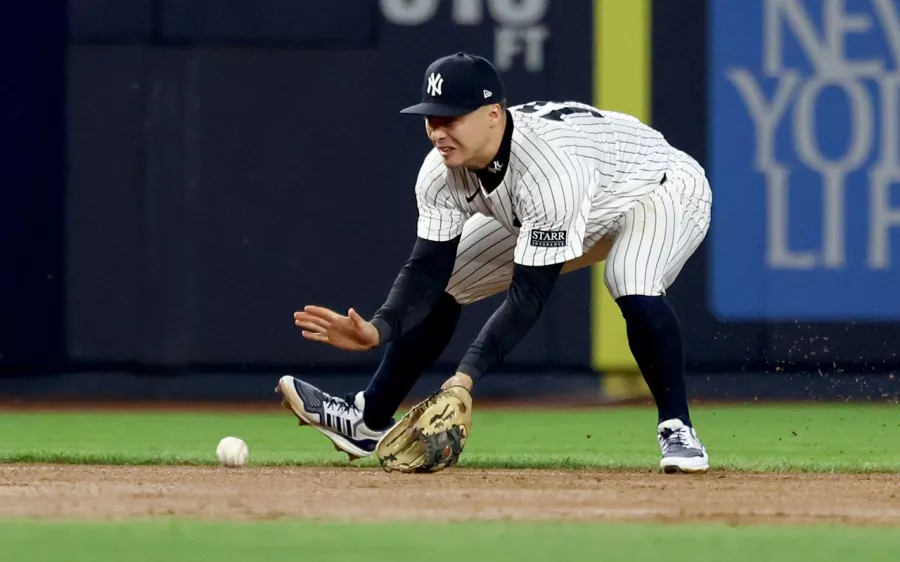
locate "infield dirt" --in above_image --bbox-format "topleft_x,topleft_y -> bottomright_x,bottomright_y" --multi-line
2,465 -> 899,526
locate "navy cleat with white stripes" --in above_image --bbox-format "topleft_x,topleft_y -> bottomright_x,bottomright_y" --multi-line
275,376 -> 392,460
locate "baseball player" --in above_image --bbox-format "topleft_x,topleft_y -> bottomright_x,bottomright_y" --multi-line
277,52 -> 712,473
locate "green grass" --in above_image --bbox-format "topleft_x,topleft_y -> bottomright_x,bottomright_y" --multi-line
0,403 -> 898,472
2,404 -> 898,559
4,520 -> 900,562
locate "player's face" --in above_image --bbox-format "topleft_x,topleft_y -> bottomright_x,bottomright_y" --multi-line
424,106 -> 496,168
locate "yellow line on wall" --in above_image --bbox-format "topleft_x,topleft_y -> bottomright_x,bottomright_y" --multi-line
592,0 -> 652,397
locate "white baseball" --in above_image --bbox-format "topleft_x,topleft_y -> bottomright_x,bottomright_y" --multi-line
216,436 -> 249,468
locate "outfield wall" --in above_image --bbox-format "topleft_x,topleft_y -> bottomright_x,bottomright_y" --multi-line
1,1 -> 898,401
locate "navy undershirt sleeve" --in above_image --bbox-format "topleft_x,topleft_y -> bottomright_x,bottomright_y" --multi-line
370,236 -> 460,344
456,261 -> 564,380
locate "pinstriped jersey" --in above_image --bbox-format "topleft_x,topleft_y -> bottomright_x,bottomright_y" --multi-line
415,100 -> 673,267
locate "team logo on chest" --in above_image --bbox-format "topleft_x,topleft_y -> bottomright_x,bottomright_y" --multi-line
530,229 -> 567,248
426,73 -> 443,96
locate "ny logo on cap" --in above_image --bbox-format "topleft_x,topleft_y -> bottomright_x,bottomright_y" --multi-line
427,72 -> 444,96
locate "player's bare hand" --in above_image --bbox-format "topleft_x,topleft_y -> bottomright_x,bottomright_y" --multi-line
293,306 -> 379,351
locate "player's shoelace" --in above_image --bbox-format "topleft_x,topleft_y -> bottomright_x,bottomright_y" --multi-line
660,428 -> 703,454
323,394 -> 358,416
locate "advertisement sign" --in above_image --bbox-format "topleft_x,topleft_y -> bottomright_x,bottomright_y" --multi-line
710,0 -> 900,319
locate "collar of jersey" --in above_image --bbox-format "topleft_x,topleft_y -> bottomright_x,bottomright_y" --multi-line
474,110 -> 513,195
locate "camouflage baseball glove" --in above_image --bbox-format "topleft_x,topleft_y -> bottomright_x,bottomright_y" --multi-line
375,386 -> 472,473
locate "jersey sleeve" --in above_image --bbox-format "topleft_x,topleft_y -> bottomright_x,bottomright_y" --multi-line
415,152 -> 469,242
513,167 -> 591,266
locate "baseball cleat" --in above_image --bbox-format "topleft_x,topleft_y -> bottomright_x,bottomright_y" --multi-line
275,375 -> 392,460
657,418 -> 709,474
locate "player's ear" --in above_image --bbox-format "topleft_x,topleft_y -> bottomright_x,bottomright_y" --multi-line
488,103 -> 503,122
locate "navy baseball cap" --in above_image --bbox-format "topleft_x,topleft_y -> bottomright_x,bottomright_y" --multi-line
400,52 -> 505,117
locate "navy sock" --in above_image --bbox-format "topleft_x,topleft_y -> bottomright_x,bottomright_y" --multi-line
615,295 -> 692,427
363,292 -> 461,429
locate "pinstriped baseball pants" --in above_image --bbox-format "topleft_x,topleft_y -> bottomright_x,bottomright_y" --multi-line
445,150 -> 712,304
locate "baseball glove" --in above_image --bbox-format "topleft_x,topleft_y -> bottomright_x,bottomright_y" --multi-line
375,385 -> 472,473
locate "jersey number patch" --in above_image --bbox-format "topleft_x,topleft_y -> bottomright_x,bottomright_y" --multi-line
515,101 -> 603,122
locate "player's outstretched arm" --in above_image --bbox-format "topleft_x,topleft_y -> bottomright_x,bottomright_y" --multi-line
375,261 -> 562,474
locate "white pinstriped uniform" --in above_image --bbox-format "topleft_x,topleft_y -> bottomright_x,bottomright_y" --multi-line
415,101 -> 712,305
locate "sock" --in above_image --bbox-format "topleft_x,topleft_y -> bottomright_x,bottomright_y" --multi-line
363,292 -> 461,429
615,295 -> 692,427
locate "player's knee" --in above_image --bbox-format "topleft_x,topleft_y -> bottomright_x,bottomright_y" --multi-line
615,290 -> 664,303
605,277 -> 665,301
